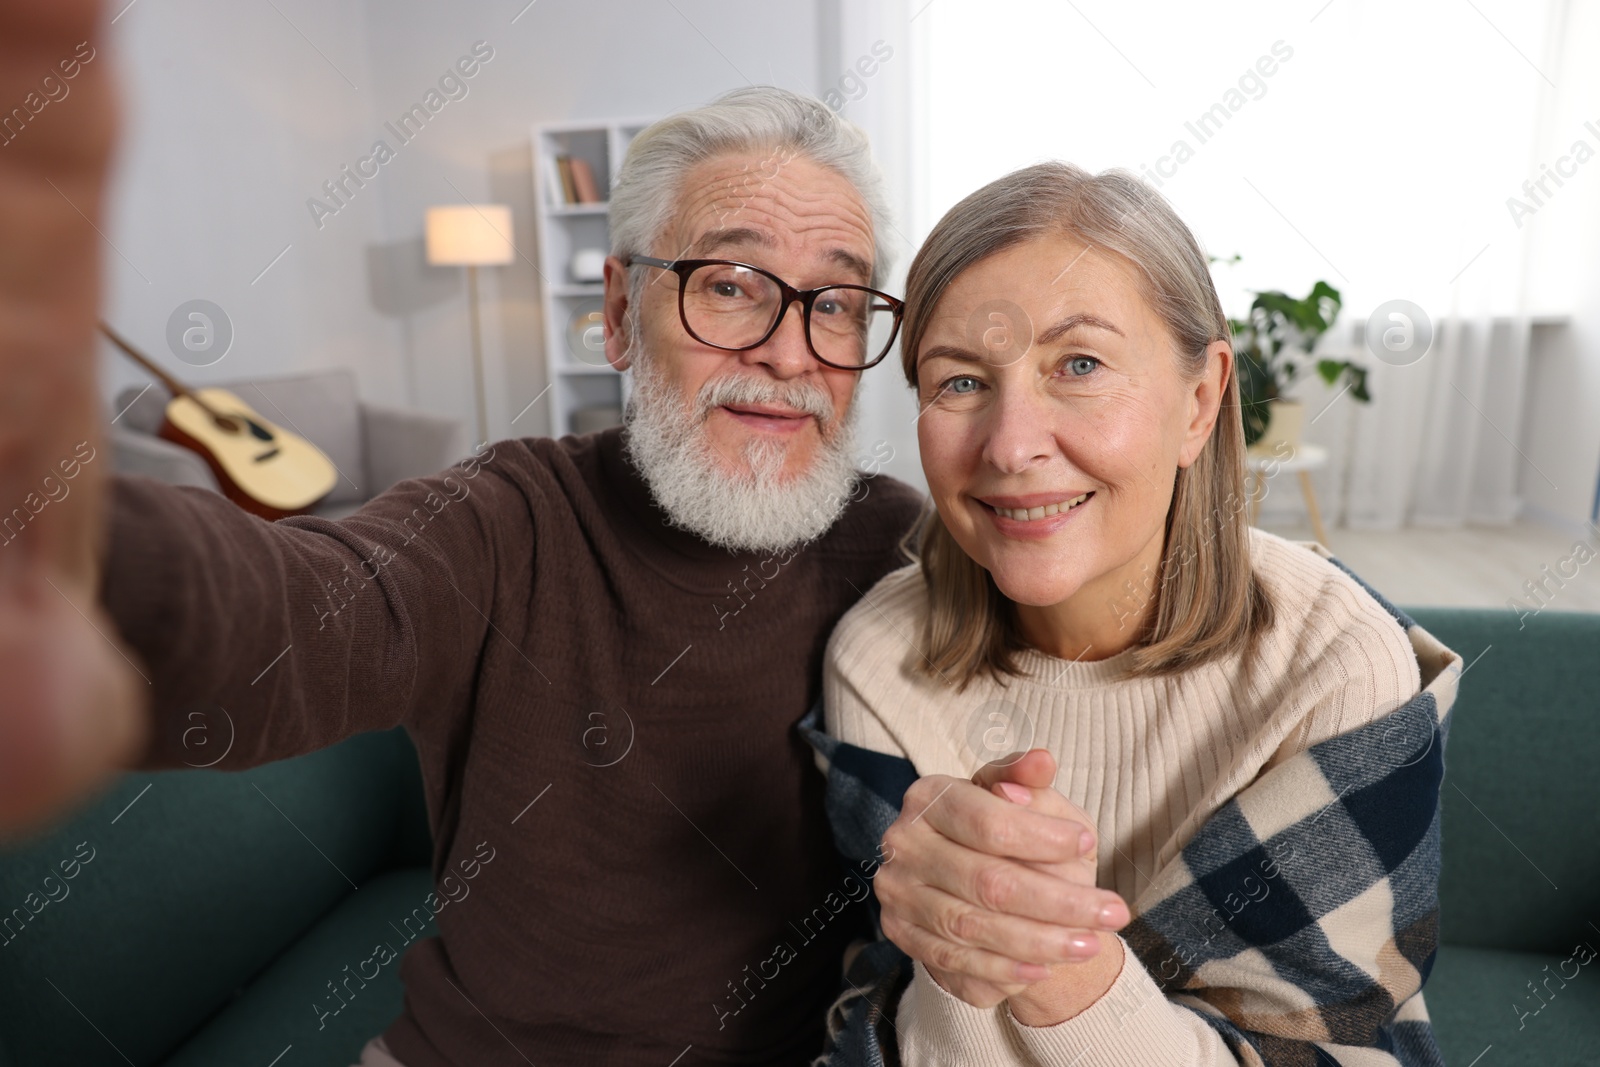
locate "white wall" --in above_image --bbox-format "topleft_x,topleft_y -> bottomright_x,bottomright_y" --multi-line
99,0 -> 824,443
99,0 -> 399,412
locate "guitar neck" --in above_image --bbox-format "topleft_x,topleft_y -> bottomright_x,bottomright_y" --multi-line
98,322 -> 212,411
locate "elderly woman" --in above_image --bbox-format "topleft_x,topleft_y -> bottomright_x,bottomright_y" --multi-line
804,163 -> 1461,1065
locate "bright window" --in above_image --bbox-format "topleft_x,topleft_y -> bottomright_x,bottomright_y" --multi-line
920,0 -> 1572,319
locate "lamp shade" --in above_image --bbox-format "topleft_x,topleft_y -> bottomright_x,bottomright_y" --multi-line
424,204 -> 515,266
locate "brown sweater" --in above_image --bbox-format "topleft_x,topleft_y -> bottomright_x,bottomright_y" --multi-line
101,427 -> 923,1067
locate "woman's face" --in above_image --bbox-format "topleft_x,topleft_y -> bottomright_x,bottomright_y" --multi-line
914,232 -> 1228,632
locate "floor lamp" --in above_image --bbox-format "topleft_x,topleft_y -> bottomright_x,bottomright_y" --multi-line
425,204 -> 514,447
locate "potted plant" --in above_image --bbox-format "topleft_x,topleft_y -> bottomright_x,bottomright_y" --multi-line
1218,269 -> 1371,453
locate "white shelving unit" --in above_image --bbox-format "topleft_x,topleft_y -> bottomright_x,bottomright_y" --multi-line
531,119 -> 654,437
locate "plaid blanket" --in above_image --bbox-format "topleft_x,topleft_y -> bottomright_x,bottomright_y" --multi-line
799,560 -> 1461,1066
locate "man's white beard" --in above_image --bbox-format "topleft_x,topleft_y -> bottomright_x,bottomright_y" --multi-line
622,343 -> 863,554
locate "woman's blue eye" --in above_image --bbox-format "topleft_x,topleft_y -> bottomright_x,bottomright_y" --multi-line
1066,356 -> 1100,376
945,376 -> 980,394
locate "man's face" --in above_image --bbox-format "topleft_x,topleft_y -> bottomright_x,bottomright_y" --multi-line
604,151 -> 876,484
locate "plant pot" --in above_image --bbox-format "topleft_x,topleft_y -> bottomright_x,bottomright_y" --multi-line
1248,398 -> 1304,458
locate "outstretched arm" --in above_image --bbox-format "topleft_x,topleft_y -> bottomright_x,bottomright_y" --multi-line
102,451 -> 511,772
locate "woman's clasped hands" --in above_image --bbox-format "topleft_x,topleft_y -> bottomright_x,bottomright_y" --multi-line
874,749 -> 1131,1027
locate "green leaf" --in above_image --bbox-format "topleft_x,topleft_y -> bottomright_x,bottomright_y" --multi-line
1232,280 -> 1355,399
1349,365 -> 1371,403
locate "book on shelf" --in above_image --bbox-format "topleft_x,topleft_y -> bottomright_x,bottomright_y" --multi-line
543,152 -> 605,208
541,154 -> 566,208
556,156 -> 578,205
568,157 -> 601,203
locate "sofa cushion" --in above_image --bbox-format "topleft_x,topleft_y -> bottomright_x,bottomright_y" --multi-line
114,383 -> 170,435
162,868 -> 437,1067
1428,943 -> 1600,1066
108,424 -> 220,491
360,404 -> 469,497
0,728 -> 419,1065
1405,607 -> 1600,956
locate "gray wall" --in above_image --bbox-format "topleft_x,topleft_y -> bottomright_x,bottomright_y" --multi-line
99,1 -> 396,413
99,0 -> 823,443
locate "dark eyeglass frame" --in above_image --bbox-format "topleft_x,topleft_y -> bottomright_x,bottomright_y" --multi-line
622,254 -> 905,371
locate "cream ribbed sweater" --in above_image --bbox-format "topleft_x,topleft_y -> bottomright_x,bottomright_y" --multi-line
822,527 -> 1422,1065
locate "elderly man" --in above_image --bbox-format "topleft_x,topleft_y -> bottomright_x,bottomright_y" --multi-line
3,4 -> 1153,1065
0,2 -> 925,1062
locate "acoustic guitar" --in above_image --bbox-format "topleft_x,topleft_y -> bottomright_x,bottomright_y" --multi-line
100,322 -> 339,520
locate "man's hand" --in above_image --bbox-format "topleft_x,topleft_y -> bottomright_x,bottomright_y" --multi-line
875,749 -> 1130,1009
0,0 -> 146,835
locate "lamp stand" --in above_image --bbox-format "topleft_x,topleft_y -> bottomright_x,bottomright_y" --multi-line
466,263 -> 488,448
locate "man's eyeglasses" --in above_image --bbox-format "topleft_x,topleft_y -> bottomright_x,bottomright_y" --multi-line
622,255 -> 904,371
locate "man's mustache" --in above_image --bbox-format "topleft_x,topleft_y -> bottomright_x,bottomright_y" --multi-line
695,374 -> 838,428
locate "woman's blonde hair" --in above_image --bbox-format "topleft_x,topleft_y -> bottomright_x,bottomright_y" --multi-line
902,161 -> 1273,687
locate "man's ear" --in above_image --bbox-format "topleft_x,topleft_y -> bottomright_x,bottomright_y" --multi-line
1178,340 -> 1231,469
602,255 -> 634,371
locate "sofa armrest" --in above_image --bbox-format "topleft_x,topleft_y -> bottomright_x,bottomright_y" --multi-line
108,424 -> 219,492
359,404 -> 468,495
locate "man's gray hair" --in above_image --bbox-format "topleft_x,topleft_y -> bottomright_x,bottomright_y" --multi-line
609,86 -> 893,305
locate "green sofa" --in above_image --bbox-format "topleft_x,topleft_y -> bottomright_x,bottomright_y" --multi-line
0,607 -> 1595,1065
0,727 -> 432,1067
1411,606 -> 1600,1066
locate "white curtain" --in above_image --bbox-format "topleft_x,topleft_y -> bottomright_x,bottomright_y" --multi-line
1308,310 -> 1536,532
1284,0 -> 1569,530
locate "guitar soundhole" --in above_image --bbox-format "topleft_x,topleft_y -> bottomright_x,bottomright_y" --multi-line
212,412 -> 275,442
